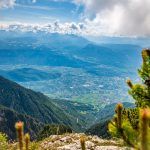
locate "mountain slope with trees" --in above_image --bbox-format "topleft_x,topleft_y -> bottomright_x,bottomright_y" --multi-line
0,75 -> 89,132
0,105 -> 43,140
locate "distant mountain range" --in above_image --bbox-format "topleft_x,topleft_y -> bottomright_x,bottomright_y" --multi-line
0,30 -> 143,106
0,68 -> 61,82
0,31 -> 142,70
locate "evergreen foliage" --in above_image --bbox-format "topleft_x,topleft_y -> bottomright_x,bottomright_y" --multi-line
86,102 -> 134,138
0,104 -> 42,140
109,49 -> 150,149
24,133 -> 30,150
0,132 -> 8,150
127,49 -> 150,107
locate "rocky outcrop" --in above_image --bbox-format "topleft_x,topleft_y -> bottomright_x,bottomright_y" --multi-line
39,133 -> 128,150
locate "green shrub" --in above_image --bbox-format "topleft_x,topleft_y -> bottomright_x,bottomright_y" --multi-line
109,49 -> 150,149
30,142 -> 39,150
0,132 -> 8,150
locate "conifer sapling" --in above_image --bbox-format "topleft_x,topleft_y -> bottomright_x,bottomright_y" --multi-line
15,121 -> 24,150
25,133 -> 30,150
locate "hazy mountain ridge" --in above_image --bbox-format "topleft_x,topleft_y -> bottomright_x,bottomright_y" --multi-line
0,31 -> 141,70
0,31 -> 142,106
0,68 -> 61,82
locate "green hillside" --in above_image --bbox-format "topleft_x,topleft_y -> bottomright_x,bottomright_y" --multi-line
0,105 -> 42,140
0,75 -> 86,132
53,99 -> 97,130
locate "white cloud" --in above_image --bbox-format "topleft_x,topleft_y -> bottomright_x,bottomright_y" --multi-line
0,0 -> 16,8
0,0 -> 36,9
1,0 -> 150,36
0,22 -> 86,35
74,0 -> 150,36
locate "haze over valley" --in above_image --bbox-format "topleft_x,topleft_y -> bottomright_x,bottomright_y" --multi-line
0,31 -> 144,108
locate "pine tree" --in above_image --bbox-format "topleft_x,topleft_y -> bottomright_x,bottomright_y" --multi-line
108,49 -> 150,149
127,49 -> 150,107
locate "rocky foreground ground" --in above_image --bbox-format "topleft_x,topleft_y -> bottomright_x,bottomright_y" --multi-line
38,133 -> 129,150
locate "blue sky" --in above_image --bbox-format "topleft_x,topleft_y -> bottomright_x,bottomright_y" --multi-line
0,0 -> 83,23
0,0 -> 150,37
